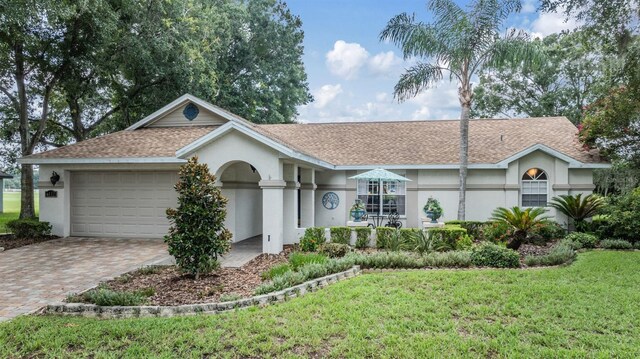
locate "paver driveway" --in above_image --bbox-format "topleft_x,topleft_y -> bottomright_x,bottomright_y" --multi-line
0,237 -> 171,321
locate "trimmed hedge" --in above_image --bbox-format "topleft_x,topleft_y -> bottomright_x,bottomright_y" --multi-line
6,219 -> 52,239
375,227 -> 394,249
299,227 -> 325,252
354,227 -> 372,249
600,239 -> 633,250
445,220 -> 486,239
330,227 -> 351,244
471,244 -> 520,268
429,226 -> 469,250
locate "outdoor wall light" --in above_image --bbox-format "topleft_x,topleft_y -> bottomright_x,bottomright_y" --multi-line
50,171 -> 60,186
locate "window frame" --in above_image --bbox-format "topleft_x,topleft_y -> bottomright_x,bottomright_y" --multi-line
520,168 -> 549,207
356,178 -> 406,217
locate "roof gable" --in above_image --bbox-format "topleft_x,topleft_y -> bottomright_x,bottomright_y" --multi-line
127,94 -> 253,130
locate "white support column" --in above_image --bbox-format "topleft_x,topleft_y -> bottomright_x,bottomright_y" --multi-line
283,164 -> 299,244
260,180 -> 285,254
299,168 -> 316,228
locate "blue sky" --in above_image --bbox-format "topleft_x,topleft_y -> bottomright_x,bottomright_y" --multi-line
286,0 -> 580,123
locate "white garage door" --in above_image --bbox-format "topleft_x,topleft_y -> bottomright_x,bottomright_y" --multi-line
71,171 -> 178,238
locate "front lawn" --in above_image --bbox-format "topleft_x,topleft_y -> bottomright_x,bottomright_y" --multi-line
1,251 -> 639,357
1,191 -> 39,232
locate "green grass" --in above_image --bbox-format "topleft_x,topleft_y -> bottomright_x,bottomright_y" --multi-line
1,251 -> 639,358
1,191 -> 39,232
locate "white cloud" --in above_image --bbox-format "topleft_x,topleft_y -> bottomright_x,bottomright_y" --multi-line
375,92 -> 389,102
325,40 -> 369,79
313,84 -> 343,109
408,81 -> 461,120
531,10 -> 581,36
368,51 -> 401,75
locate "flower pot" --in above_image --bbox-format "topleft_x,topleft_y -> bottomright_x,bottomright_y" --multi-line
423,209 -> 439,223
351,208 -> 365,222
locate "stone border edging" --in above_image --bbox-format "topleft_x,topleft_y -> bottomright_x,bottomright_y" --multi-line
44,266 -> 361,319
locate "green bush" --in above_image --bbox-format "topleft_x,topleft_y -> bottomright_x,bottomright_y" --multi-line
299,227 -> 325,252
530,222 -> 566,244
558,237 -> 584,250
482,221 -> 514,243
386,229 -> 411,251
6,219 -> 52,239
288,252 -> 328,270
330,227 -> 351,244
375,227 -> 394,249
319,242 -> 350,258
445,220 -> 486,239
428,226 -> 468,250
635,242 -> 640,250
354,227 -> 372,249
564,232 -> 599,249
410,229 -> 448,254
261,263 -> 291,280
422,251 -> 472,267
347,251 -> 424,269
471,244 -> 520,268
600,239 -> 633,250
596,189 -> 640,243
456,234 -> 474,250
77,288 -> 150,306
165,157 -> 232,279
219,293 -> 243,302
524,242 -> 577,266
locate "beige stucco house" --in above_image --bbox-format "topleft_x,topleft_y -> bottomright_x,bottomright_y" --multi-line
20,94 -> 609,253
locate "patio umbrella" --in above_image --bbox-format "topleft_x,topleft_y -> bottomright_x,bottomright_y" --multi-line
349,168 -> 411,182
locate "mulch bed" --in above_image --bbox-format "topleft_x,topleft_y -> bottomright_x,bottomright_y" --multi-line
0,234 -> 58,251
518,240 -> 559,257
93,246 -> 294,306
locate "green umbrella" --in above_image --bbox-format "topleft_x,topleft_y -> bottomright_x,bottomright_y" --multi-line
349,168 -> 411,182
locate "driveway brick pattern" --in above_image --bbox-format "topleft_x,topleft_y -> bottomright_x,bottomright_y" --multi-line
0,237 -> 170,321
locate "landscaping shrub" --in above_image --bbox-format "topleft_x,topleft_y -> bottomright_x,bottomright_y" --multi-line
165,156 -> 232,279
549,193 -> 604,232
399,228 -> 420,243
77,288 -> 149,306
596,189 -> 640,243
354,227 -> 372,249
471,244 -> 520,268
288,252 -> 328,270
428,226 -> 468,250
635,242 -> 640,250
386,229 -> 409,251
600,239 -> 633,250
455,234 -> 474,250
6,219 -> 52,239
299,227 -> 325,252
261,263 -> 291,280
330,226 -> 351,244
319,242 -> 350,258
558,237 -> 584,250
524,242 -> 577,266
410,229 -> 448,254
445,220 -> 486,239
530,222 -> 566,244
482,221 -> 514,243
490,207 -> 550,250
564,232 -> 599,249
375,227 -> 394,249
347,251 -> 424,269
219,293 -> 243,302
422,251 -> 472,267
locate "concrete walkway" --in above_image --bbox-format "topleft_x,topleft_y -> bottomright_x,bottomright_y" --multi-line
0,237 -> 171,322
220,235 -> 262,268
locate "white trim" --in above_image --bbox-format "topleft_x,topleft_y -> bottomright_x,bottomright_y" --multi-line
18,157 -> 186,165
126,93 -> 254,131
175,121 -> 335,169
495,144 -> 610,169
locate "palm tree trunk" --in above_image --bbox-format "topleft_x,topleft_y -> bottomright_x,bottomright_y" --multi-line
457,97 -> 471,220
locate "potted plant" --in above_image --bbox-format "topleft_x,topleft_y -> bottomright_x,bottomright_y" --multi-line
350,199 -> 366,222
423,197 -> 443,223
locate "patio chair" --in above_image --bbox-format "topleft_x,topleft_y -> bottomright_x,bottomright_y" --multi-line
385,212 -> 402,229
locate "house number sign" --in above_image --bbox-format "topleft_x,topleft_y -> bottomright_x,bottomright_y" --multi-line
322,192 -> 339,210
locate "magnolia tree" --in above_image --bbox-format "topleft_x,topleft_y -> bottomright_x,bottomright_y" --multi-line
165,156 -> 232,279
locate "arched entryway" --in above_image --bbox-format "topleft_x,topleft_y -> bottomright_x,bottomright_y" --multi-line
217,161 -> 263,256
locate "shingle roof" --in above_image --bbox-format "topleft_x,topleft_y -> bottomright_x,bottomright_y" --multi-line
24,126 -> 218,159
255,117 -> 600,165
23,116 -> 602,166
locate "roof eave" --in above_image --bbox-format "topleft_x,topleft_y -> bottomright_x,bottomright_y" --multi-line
17,157 -> 186,165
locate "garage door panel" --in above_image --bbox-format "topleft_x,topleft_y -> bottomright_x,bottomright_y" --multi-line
71,171 -> 177,238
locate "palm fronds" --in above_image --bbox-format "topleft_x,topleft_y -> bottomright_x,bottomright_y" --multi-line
549,194 -> 604,223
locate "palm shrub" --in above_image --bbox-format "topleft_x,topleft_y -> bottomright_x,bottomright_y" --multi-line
386,229 -> 409,251
549,194 -> 604,231
165,156 -> 232,279
490,207 -> 550,250
410,229 -> 449,254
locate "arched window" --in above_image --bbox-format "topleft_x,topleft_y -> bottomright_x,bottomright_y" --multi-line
521,168 -> 548,207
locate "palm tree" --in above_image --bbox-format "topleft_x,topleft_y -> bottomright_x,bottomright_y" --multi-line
491,207 -> 550,249
380,0 -> 541,220
549,194 -> 604,231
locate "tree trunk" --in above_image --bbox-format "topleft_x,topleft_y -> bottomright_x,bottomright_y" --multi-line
457,100 -> 471,221
507,230 -> 526,250
19,164 -> 36,219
